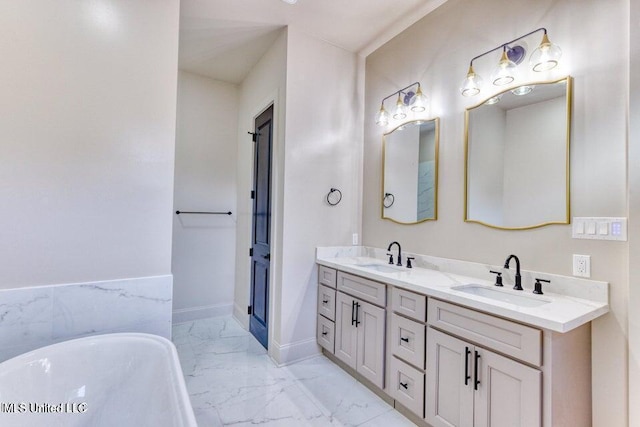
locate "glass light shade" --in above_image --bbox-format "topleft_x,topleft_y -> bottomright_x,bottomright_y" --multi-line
375,103 -> 389,126
411,86 -> 427,112
392,94 -> 407,120
460,65 -> 483,97
511,85 -> 534,96
491,50 -> 518,86
484,94 -> 503,105
530,33 -> 562,72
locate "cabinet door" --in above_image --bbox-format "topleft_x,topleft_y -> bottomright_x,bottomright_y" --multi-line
334,292 -> 357,370
473,348 -> 541,427
356,299 -> 386,388
426,328 -> 474,427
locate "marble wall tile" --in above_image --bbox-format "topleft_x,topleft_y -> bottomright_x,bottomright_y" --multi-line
315,246 -> 363,259
0,275 -> 172,362
51,275 -> 172,340
0,287 -> 53,346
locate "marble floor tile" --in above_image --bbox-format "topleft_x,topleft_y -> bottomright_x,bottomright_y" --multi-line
172,316 -> 415,427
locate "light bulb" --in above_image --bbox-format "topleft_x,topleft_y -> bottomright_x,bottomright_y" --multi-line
392,94 -> 407,120
460,65 -> 483,97
375,103 -> 389,126
411,86 -> 427,112
511,85 -> 534,96
491,50 -> 518,86
530,33 -> 562,72
484,94 -> 503,105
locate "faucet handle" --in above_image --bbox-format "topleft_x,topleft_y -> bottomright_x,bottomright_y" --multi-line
489,270 -> 503,287
533,278 -> 550,295
386,253 -> 394,265
406,257 -> 415,269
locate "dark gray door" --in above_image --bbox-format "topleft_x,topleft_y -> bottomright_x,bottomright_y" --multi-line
249,105 -> 273,349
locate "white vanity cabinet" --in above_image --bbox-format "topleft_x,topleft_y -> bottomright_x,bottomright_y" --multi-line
333,271 -> 386,388
427,327 -> 541,427
316,266 -> 337,353
316,261 -> 595,427
426,299 -> 542,427
388,288 -> 428,419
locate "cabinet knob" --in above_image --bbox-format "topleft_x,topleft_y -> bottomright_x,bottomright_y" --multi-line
323,299 -> 329,304
400,337 -> 410,343
399,382 -> 408,390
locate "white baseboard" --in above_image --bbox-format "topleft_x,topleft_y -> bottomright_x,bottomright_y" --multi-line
233,302 -> 250,329
172,303 -> 233,324
270,337 -> 321,366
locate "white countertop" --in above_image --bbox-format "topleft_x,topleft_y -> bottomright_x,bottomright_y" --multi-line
316,254 -> 609,333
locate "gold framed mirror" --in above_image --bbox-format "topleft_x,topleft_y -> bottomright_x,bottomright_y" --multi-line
382,118 -> 439,224
464,76 -> 572,230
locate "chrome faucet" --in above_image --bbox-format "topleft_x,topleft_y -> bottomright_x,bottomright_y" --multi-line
387,241 -> 402,267
504,254 -> 523,290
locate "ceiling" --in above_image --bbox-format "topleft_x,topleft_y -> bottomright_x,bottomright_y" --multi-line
179,0 -> 448,84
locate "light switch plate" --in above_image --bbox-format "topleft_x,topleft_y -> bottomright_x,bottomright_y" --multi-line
572,217 -> 627,241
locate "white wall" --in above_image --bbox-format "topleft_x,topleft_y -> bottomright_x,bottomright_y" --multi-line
233,27 -> 362,363
173,71 -> 238,320
272,26 -> 362,362
234,29 -> 288,329
628,0 -> 639,425
364,0 -> 628,424
0,0 -> 179,289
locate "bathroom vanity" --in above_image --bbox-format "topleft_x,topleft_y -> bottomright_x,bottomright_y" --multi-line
316,246 -> 609,427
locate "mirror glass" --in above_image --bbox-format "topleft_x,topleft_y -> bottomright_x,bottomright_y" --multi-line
465,77 -> 571,229
383,119 -> 439,224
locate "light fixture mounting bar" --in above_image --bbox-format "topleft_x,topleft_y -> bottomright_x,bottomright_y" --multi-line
380,82 -> 421,104
468,28 -> 547,67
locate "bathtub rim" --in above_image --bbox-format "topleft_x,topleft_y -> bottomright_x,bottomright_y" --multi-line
0,332 -> 197,427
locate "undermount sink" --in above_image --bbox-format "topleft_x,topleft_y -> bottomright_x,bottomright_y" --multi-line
452,284 -> 550,307
355,263 -> 403,274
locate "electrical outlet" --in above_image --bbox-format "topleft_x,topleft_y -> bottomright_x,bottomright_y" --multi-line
573,254 -> 591,278
352,233 -> 359,245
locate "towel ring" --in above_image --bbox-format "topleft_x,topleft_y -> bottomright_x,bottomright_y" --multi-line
383,193 -> 395,208
326,188 -> 342,206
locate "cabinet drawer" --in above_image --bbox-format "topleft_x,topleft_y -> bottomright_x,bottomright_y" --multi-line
318,265 -> 337,288
392,288 -> 427,322
337,271 -> 386,307
317,315 -> 335,354
318,285 -> 336,321
390,356 -> 425,418
390,313 -> 426,369
428,299 -> 541,366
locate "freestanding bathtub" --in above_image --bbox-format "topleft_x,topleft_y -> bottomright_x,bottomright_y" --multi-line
0,333 -> 197,427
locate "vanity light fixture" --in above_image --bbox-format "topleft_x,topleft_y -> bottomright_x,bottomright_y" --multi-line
392,94 -> 407,120
460,28 -> 562,97
490,48 -> 518,86
461,65 -> 483,97
375,103 -> 390,126
376,82 -> 429,127
530,33 -> 562,72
